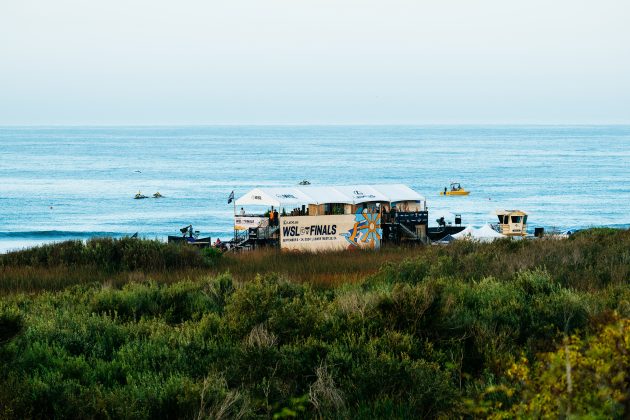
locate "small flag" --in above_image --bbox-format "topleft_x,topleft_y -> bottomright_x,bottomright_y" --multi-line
227,190 -> 234,204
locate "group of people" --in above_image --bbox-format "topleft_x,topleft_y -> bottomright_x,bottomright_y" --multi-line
237,203 -> 410,226
237,206 -> 279,226
445,184 -> 462,193
288,207 -> 308,216
358,202 -> 393,214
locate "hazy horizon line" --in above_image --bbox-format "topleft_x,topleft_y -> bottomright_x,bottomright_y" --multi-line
2,122 -> 630,128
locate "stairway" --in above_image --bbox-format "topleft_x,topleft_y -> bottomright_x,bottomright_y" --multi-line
229,225 -> 280,252
398,223 -> 419,240
266,225 -> 280,237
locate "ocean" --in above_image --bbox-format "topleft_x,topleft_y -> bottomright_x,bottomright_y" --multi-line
0,125 -> 628,252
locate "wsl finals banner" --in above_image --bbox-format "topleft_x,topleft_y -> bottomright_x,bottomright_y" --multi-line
234,216 -> 269,231
280,210 -> 382,251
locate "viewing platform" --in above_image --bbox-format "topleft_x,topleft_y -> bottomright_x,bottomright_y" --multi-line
231,184 -> 429,251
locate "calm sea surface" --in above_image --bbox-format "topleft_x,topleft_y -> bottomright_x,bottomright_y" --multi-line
1,126 -> 629,252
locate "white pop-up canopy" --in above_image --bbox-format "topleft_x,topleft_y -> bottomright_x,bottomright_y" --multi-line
298,186 -> 355,205
452,226 -> 477,239
473,224 -> 507,242
328,185 -> 388,203
234,184 -> 425,208
370,184 -> 425,203
234,187 -> 313,207
453,224 -> 507,242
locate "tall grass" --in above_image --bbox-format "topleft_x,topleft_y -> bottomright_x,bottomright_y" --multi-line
2,228 -> 629,293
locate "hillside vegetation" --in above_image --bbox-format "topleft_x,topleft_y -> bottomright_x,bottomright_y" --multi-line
0,228 -> 629,418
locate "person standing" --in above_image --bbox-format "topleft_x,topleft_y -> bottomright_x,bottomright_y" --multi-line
273,209 -> 279,226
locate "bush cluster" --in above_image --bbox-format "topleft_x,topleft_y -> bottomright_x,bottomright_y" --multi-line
0,229 -> 629,418
0,237 -> 208,272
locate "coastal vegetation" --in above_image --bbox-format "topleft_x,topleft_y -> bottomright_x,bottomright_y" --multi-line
0,228 -> 629,418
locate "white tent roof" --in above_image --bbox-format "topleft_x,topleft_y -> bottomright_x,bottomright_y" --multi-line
452,226 -> 477,239
473,224 -> 507,241
331,185 -> 390,203
235,187 -> 313,207
453,224 -> 506,242
234,184 -> 425,207
299,186 -> 354,205
370,184 -> 424,203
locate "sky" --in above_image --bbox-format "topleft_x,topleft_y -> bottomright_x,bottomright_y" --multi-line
1,0 -> 629,125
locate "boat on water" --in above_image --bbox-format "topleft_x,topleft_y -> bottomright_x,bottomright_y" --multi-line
167,224 -> 211,248
153,192 -> 163,198
440,183 -> 470,196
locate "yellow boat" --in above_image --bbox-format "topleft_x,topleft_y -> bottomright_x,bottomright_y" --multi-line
440,183 -> 470,196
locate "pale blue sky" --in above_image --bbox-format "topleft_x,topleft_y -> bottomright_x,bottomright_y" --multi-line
1,0 -> 629,124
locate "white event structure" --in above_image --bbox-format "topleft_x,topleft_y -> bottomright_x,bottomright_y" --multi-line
474,224 -> 508,242
452,226 -> 476,239
453,224 -> 507,242
235,184 -> 425,208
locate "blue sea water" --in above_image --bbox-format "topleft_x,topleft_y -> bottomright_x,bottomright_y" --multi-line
1,125 -> 629,252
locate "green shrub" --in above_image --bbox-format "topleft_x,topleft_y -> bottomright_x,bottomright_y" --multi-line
203,273 -> 235,313
225,274 -> 325,342
0,237 -> 207,272
0,229 -> 629,418
201,246 -> 223,265
0,305 -> 23,345
91,279 -> 228,323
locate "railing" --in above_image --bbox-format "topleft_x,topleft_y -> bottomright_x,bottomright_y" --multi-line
382,211 -> 429,225
234,229 -> 248,243
396,211 -> 428,224
255,225 -> 279,239
398,223 -> 420,239
232,224 -> 280,249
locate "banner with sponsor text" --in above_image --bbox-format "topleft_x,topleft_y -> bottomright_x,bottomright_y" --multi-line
234,216 -> 269,231
280,210 -> 382,251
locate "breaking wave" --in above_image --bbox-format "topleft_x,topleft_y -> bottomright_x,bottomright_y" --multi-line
0,231 -> 124,239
